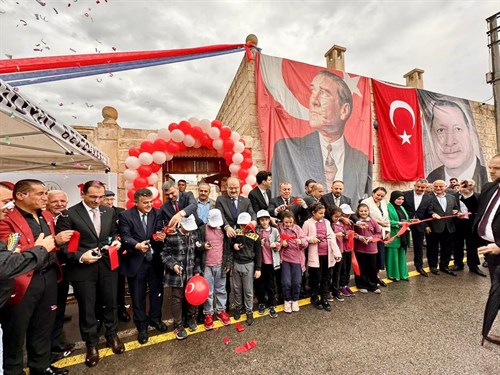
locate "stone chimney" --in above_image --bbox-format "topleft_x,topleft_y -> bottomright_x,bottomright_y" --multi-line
324,45 -> 346,71
403,68 -> 425,88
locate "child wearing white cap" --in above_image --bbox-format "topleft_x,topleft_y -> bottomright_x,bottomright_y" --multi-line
198,209 -> 232,330
231,212 -> 262,326
255,210 -> 281,318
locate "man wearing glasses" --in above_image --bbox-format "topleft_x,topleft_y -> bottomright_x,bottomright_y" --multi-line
56,180 -> 124,368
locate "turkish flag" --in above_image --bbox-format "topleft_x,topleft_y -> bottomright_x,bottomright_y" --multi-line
372,80 -> 424,181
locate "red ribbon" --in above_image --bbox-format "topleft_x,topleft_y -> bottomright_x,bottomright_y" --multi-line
67,231 -> 80,253
351,251 -> 361,276
292,197 -> 300,205
347,230 -> 354,250
235,340 -> 257,353
108,245 -> 119,271
243,223 -> 256,234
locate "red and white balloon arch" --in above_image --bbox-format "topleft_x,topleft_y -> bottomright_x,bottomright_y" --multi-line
123,118 -> 258,209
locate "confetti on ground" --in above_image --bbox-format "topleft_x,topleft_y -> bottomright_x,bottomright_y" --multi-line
235,340 -> 256,353
223,337 -> 230,345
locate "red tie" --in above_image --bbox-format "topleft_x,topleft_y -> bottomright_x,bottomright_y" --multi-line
174,202 -> 180,213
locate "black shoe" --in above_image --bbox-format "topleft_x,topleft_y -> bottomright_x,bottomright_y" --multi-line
470,267 -> 487,277
186,316 -> 198,332
63,314 -> 72,323
430,267 -> 440,275
311,297 -> 323,310
234,309 -> 241,321
440,268 -> 457,276
377,278 -> 387,287
257,303 -> 266,316
482,261 -> 488,268
150,320 -> 168,333
246,312 -> 254,326
35,365 -> 69,375
321,298 -> 332,312
417,268 -> 428,277
51,342 -> 75,353
388,277 -> 398,282
174,326 -> 188,340
138,330 -> 148,345
450,265 -> 464,271
118,308 -> 131,322
269,306 -> 278,319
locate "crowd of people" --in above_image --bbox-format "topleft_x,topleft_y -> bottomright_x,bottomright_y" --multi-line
0,154 -> 499,374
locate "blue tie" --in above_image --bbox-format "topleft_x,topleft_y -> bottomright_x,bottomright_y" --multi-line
232,198 -> 238,218
141,214 -> 148,233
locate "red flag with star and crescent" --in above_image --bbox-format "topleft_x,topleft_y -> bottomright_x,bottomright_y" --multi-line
372,80 -> 424,181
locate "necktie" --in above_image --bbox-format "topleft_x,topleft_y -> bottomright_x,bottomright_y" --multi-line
91,208 -> 101,236
263,191 -> 269,205
174,201 -> 180,213
141,213 -> 148,233
285,198 -> 289,207
231,198 -> 238,218
325,144 -> 338,188
478,187 -> 500,237
335,197 -> 340,207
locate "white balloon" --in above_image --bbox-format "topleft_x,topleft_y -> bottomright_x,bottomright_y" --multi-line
146,132 -> 158,142
212,139 -> 223,150
158,128 -> 171,141
245,175 -> 256,186
233,141 -> 245,153
229,163 -> 241,174
147,173 -> 159,185
193,139 -> 202,148
152,151 -> 167,164
208,127 -> 220,140
123,168 -> 139,180
200,119 -> 212,132
171,129 -> 185,143
183,135 -> 196,147
232,153 -> 244,165
138,152 -> 154,165
165,152 -> 174,161
241,184 -> 252,196
147,186 -> 159,199
124,180 -> 134,190
188,117 -> 200,126
125,156 -> 140,169
230,131 -> 241,142
249,165 -> 259,176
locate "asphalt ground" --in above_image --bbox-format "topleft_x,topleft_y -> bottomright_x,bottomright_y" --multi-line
53,264 -> 500,375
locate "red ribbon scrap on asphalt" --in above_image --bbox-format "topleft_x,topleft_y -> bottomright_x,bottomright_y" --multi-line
235,340 -> 257,353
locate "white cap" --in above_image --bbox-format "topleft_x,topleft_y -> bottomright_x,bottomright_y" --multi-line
339,204 -> 354,215
256,209 -> 270,219
207,209 -> 224,228
180,215 -> 197,231
237,212 -> 252,225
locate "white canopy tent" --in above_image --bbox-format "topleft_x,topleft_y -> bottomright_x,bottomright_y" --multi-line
0,79 -> 110,173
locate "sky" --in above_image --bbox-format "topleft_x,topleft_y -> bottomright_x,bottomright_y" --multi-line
1,0 -> 498,131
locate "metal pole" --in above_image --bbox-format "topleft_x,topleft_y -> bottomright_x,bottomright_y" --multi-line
486,12 -> 500,153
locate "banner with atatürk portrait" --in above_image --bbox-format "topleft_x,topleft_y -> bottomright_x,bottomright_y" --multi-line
255,53 -> 372,203
418,90 -> 488,189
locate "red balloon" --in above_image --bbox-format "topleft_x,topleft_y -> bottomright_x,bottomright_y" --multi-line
150,162 -> 161,172
219,126 -> 232,140
200,134 -> 212,148
128,147 -> 141,157
177,143 -> 187,152
127,189 -> 136,201
238,168 -> 249,180
140,141 -> 155,154
137,165 -> 153,177
223,139 -> 235,151
178,121 -> 192,135
153,138 -> 168,152
133,177 -> 148,189
185,275 -> 209,306
223,150 -> 233,163
211,120 -> 222,129
240,158 -> 253,169
168,123 -> 179,132
191,126 -> 203,139
242,149 -> 252,159
165,141 -> 179,154
152,198 -> 162,209
125,199 -> 135,209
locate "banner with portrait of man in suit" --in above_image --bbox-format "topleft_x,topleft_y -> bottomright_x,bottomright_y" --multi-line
255,53 -> 373,203
418,90 -> 488,190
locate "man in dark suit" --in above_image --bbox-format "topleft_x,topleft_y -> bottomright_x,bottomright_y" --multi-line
56,180 -> 125,368
270,70 -> 372,204
0,179 -> 72,375
101,190 -> 130,323
118,189 -> 167,345
161,180 -> 200,228
402,179 -> 434,277
248,171 -> 272,213
426,179 -> 461,276
320,180 -> 352,210
268,182 -> 308,226
475,154 -> 500,344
